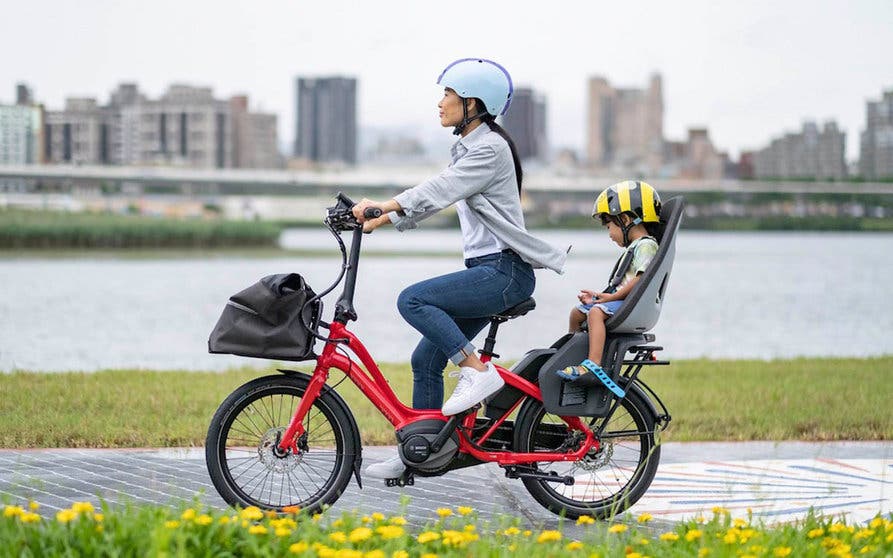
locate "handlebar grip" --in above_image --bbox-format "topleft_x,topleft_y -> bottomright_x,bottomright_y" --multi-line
363,207 -> 383,219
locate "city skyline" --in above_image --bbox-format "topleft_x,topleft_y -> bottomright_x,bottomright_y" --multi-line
2,1 -> 891,161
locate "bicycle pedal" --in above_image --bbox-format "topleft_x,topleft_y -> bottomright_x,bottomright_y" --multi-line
385,474 -> 415,488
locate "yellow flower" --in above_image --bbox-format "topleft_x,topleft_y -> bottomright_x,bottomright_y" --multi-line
371,512 -> 386,521
4,505 -> 24,518
290,542 -> 309,554
829,523 -> 849,534
93,513 -> 104,523
375,525 -> 405,539
275,527 -> 293,537
265,510 -> 278,519
577,515 -> 596,525
859,546 -> 874,555
627,553 -> 643,558
436,508 -> 453,517
349,527 -> 373,543
566,541 -> 584,550
391,551 -> 409,558
523,530 -> 532,537
420,554 -> 438,558
457,506 -> 473,516
56,509 -> 77,523
72,501 -> 95,514
28,501 -> 40,511
417,531 -> 441,544
464,524 -> 476,532
313,513 -> 323,522
659,532 -> 680,542
854,528 -> 875,540
389,516 -> 407,526
723,530 -> 738,544
698,549 -> 710,557
365,551 -> 385,558
733,518 -> 748,528
869,517 -> 883,529
20,512 -> 41,523
685,529 -> 703,542
637,512 -> 653,523
248,525 -> 268,535
608,524 -> 628,534
712,506 -> 729,515
504,526 -> 521,536
441,529 -> 478,547
362,515 -> 372,524
333,519 -> 345,528
240,506 -> 264,521
807,527 -> 824,538
335,551 -> 362,558
773,546 -> 792,557
329,531 -> 347,543
164,520 -> 180,529
537,529 -> 562,543
219,515 -> 231,524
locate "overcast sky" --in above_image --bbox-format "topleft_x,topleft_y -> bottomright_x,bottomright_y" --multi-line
2,0 -> 891,161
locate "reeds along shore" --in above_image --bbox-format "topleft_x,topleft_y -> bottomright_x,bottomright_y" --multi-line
0,210 -> 280,249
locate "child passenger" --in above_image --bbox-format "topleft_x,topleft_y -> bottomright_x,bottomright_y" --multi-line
556,181 -> 662,383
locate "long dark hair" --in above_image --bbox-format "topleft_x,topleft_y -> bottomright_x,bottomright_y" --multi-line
474,99 -> 523,195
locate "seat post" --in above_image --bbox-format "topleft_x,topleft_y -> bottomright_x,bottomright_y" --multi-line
479,317 -> 505,359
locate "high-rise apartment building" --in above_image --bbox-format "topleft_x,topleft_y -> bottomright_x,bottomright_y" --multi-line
754,121 -> 846,179
586,73 -> 664,172
859,89 -> 893,179
501,87 -> 547,161
0,84 -> 43,165
230,95 -> 280,169
44,98 -> 110,164
294,76 -> 357,165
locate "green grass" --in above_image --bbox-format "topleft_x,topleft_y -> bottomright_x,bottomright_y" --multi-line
0,357 -> 890,448
2,500 -> 891,557
0,209 -> 281,249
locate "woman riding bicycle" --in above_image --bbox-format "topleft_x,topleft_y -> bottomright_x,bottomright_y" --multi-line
352,58 -> 566,478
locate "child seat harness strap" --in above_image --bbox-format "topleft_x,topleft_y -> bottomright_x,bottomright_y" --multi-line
604,236 -> 656,293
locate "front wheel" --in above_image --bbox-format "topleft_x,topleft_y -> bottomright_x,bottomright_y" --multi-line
514,385 -> 660,519
205,374 -> 360,513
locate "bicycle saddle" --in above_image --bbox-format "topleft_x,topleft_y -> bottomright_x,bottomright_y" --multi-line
492,297 -> 536,320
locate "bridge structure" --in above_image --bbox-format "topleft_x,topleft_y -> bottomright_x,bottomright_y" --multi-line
2,164 -> 892,196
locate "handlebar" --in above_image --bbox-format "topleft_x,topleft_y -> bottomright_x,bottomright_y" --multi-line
363,207 -> 383,219
324,192 -> 382,232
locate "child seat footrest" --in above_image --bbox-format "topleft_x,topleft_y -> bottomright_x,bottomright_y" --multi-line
570,359 -> 626,398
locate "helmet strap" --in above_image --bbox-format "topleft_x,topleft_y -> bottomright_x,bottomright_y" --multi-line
620,216 -> 643,247
453,98 -> 488,136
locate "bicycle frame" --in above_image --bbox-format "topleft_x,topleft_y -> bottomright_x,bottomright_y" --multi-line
276,203 -> 598,467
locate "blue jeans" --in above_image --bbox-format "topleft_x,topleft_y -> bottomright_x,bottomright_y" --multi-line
397,250 -> 536,409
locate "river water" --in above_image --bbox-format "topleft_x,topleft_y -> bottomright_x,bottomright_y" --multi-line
1,229 -> 891,372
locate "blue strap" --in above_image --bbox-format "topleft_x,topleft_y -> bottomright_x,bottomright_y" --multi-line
580,359 -> 626,398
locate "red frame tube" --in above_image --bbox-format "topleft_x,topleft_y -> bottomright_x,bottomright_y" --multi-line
278,321 -> 598,464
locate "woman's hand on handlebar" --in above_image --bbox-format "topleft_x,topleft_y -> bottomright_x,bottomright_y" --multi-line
352,198 -> 382,223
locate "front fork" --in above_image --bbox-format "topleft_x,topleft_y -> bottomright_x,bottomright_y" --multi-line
277,360 -> 330,454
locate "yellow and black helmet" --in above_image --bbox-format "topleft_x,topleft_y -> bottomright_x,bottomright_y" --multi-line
592,180 -> 661,224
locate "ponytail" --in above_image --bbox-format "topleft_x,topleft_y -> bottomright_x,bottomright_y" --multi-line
477,105 -> 523,195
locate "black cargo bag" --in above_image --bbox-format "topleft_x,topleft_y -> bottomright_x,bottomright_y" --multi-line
208,273 -> 320,361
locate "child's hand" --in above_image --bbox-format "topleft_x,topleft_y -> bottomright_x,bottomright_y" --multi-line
578,289 -> 597,304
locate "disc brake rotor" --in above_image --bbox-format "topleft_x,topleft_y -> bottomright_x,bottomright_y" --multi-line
257,427 -> 303,473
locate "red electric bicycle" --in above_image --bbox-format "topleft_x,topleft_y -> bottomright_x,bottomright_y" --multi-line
205,193 -> 674,519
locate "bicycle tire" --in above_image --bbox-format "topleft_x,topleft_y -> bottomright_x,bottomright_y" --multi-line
205,373 -> 360,513
514,384 -> 660,519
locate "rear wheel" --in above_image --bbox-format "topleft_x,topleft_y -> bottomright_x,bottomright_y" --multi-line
514,386 -> 660,519
205,374 -> 359,513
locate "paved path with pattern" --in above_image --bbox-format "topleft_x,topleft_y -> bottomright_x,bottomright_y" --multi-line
1,442 -> 890,536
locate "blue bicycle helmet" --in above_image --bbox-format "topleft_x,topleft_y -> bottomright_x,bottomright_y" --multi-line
437,58 -> 514,116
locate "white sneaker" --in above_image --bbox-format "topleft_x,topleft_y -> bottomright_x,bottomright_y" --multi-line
364,454 -> 406,479
442,362 -> 505,416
